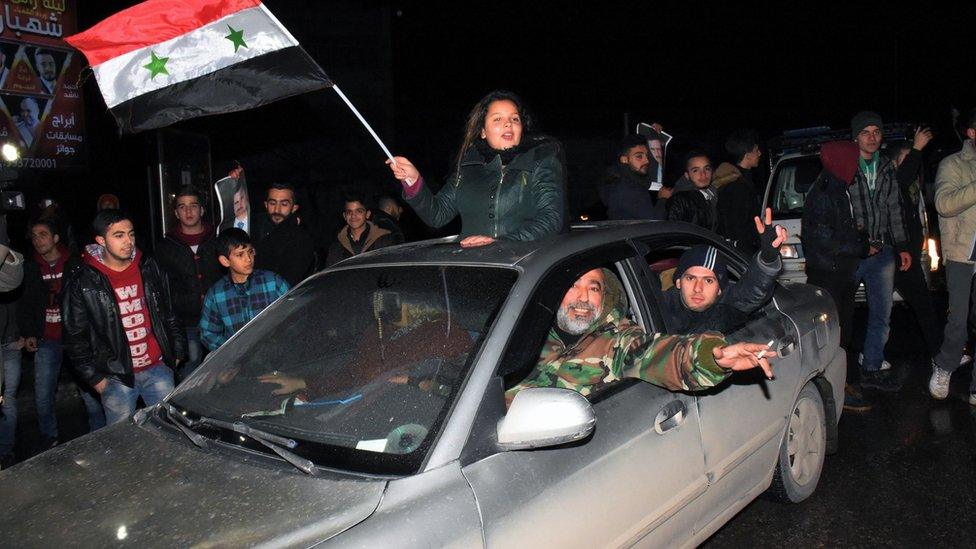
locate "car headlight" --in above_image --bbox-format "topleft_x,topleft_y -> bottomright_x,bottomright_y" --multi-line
927,238 -> 940,272
780,244 -> 801,259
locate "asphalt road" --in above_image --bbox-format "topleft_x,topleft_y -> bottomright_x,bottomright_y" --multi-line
705,304 -> 976,547
4,304 -> 975,547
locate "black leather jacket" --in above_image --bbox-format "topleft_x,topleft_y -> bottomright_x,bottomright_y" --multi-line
62,254 -> 186,388
667,188 -> 718,232
154,230 -> 221,328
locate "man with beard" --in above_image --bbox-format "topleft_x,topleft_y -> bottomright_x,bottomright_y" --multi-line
34,49 -> 57,94
253,182 -> 316,286
599,135 -> 668,220
505,267 -> 775,404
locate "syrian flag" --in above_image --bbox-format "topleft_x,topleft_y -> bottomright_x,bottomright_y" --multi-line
66,0 -> 332,133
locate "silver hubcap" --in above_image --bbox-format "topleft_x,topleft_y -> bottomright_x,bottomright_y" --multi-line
786,397 -> 823,485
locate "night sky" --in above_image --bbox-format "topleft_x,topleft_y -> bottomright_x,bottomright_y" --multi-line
18,1 -> 976,244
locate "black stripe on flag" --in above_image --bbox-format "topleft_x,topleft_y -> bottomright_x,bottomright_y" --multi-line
108,46 -> 332,133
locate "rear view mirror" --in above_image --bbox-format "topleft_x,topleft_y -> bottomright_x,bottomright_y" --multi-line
497,388 -> 595,450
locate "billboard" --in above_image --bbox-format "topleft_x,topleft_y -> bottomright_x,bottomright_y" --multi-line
0,0 -> 84,170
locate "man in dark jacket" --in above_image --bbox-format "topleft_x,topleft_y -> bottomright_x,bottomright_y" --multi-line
599,135 -> 667,220
18,218 -> 103,443
326,194 -> 395,266
667,151 -> 718,231
848,111 -> 911,390
62,209 -> 186,425
154,185 -> 221,379
802,141 -> 872,409
715,130 -> 763,254
252,182 -> 316,287
371,193 -> 406,244
662,211 -> 785,335
886,130 -> 942,363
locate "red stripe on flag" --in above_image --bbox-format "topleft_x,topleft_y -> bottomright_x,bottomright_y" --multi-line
66,0 -> 263,67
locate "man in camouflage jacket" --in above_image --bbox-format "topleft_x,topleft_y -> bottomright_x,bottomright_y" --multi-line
506,267 -> 773,404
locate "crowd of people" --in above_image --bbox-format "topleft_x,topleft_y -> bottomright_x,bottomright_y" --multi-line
0,89 -> 974,468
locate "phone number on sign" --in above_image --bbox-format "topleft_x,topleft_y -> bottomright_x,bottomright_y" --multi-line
13,158 -> 57,169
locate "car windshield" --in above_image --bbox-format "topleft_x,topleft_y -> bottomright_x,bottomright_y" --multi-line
169,265 -> 517,475
768,155 -> 823,218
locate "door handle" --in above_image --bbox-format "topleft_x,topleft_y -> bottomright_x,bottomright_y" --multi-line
777,336 -> 796,357
654,400 -> 686,434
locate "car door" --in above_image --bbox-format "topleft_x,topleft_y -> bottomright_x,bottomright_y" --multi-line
462,248 -> 709,548
632,233 -> 804,535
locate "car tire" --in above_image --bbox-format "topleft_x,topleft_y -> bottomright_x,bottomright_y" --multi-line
768,382 -> 827,503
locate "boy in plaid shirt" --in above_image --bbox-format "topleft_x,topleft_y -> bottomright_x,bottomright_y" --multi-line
199,229 -> 290,351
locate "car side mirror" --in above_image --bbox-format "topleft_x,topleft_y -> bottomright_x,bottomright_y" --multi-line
497,388 -> 596,450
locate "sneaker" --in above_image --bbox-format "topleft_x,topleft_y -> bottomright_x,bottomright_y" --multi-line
961,355 -> 973,366
969,393 -> 976,406
861,369 -> 901,392
843,384 -> 873,412
928,361 -> 951,400
858,353 -> 892,371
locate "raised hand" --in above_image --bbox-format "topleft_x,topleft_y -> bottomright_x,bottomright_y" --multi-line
754,207 -> 789,258
386,156 -> 420,185
912,126 -> 934,151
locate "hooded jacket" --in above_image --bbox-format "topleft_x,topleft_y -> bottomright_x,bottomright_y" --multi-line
154,225 -> 221,328
505,269 -> 730,404
403,134 -> 566,241
802,141 -> 869,272
62,246 -> 186,388
325,221 -> 394,267
598,163 -> 666,220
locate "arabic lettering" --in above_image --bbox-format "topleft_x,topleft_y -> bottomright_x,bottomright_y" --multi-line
4,4 -> 64,37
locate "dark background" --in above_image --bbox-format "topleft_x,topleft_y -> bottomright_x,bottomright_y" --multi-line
6,0 -> 976,249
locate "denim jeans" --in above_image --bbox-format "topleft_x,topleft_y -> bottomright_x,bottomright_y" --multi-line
33,341 -> 62,440
101,364 -> 175,425
855,246 -> 895,371
177,327 -> 204,382
78,385 -> 106,432
0,344 -> 23,455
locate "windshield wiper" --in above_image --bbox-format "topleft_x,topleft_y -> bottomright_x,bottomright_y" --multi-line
198,416 -> 316,475
160,402 -> 315,475
161,401 -> 210,448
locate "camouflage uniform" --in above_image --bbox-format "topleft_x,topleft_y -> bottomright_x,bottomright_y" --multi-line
506,269 -> 730,404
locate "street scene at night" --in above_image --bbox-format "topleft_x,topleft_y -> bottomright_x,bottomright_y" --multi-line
0,1 -> 974,547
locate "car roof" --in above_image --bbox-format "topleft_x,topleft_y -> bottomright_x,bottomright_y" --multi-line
323,221 -> 729,272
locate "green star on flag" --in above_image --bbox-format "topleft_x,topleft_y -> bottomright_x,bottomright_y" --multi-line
225,24 -> 247,53
143,50 -> 169,80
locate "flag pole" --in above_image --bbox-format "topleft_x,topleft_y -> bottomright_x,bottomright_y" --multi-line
332,85 -> 396,163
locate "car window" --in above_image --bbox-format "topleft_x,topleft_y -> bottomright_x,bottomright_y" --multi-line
638,236 -> 769,336
768,155 -> 823,218
169,265 -> 517,475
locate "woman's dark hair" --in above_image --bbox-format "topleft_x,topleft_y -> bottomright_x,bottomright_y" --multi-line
217,227 -> 252,258
92,208 -> 129,238
455,90 -> 534,174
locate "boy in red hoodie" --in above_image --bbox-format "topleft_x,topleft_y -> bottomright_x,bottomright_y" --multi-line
62,209 -> 186,425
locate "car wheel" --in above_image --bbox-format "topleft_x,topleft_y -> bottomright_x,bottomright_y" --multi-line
768,382 -> 826,503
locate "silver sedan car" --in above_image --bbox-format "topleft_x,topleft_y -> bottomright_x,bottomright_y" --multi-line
0,222 -> 845,547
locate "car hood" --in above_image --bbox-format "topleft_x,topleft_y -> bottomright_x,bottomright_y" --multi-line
0,417 -> 387,547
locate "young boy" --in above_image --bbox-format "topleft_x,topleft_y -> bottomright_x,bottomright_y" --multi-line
199,228 -> 290,351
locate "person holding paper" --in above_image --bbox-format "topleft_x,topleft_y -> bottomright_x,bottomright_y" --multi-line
598,134 -> 667,220
387,90 -> 566,247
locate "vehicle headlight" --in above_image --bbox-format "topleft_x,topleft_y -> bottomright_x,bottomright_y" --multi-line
927,238 -> 940,272
780,244 -> 801,259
